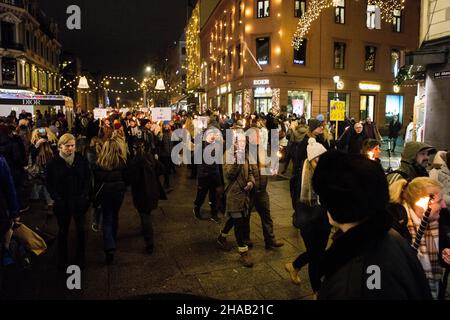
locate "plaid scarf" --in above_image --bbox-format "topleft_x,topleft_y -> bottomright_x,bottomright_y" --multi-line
405,204 -> 443,299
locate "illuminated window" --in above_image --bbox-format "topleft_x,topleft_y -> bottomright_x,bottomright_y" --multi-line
294,0 -> 306,18
367,5 -> 380,29
393,9 -> 402,32
257,0 -> 270,18
256,37 -> 270,65
365,46 -> 377,71
335,0 -> 345,24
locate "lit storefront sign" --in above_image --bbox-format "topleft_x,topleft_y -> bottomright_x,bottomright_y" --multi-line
253,79 -> 270,86
359,82 -> 381,91
254,87 -> 273,97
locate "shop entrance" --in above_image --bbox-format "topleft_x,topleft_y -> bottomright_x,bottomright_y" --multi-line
254,97 -> 271,114
360,94 -> 376,121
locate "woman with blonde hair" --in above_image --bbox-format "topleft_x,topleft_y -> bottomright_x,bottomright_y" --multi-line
93,136 -> 127,265
390,177 -> 449,299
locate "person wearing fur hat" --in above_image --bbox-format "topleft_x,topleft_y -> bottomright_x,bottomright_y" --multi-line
285,138 -> 331,292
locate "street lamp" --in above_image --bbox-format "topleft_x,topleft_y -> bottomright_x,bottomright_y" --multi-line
333,75 -> 340,101
116,97 -> 121,109
78,76 -> 90,111
155,78 -> 166,108
104,81 -> 110,107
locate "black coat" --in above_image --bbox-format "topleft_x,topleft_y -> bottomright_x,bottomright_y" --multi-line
348,132 -> 367,155
93,166 -> 127,206
318,219 -> 432,300
46,153 -> 91,216
127,154 -> 167,213
388,120 -> 402,139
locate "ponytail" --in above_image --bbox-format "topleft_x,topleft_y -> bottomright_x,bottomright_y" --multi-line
389,179 -> 409,204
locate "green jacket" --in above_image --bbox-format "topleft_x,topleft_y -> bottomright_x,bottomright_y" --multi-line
387,142 -> 434,184
224,160 -> 255,214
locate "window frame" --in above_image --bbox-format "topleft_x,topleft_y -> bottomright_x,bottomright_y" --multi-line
334,42 -> 346,69
335,0 -> 345,24
256,37 -> 271,66
256,0 -> 270,19
294,0 -> 306,18
364,45 -> 377,72
293,39 -> 307,66
392,9 -> 402,33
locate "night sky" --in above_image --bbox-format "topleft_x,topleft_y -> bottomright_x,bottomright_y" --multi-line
38,0 -> 190,77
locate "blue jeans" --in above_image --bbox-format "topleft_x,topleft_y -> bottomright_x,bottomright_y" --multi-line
101,192 -> 125,252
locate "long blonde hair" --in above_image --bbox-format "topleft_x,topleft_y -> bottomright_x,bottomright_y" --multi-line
389,177 -> 443,209
36,142 -> 54,168
96,136 -> 127,170
31,127 -> 58,145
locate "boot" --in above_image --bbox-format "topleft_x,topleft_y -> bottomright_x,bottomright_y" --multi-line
243,239 -> 254,249
239,251 -> 254,268
265,239 -> 284,250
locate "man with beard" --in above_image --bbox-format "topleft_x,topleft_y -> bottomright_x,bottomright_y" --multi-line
387,142 -> 436,185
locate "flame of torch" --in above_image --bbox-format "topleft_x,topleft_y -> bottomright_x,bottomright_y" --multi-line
415,197 -> 430,211
367,151 -> 375,160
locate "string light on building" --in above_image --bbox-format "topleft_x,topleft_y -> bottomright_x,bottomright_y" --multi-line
293,0 -> 407,49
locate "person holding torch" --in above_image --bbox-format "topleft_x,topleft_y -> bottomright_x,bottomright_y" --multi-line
390,177 -> 448,299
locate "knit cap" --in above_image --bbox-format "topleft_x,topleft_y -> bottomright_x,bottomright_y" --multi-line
307,138 -> 327,161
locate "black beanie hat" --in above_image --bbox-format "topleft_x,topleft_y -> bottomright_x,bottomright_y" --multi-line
312,150 -> 390,224
308,119 -> 322,132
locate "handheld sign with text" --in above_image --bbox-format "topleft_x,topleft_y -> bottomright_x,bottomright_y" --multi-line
151,108 -> 172,122
93,108 -> 108,120
330,100 -> 346,121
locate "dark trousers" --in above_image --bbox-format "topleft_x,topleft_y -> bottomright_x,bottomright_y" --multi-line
139,211 -> 154,248
159,156 -> 172,187
293,221 -> 331,292
101,192 -> 125,252
56,212 -> 86,265
194,178 -> 223,215
222,215 -> 249,248
248,191 -> 275,244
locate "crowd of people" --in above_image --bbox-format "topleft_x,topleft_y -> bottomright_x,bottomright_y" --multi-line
0,106 -> 449,300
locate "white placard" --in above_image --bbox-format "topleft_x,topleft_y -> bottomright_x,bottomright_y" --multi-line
151,108 -> 172,122
119,108 -> 129,114
140,107 -> 149,113
93,108 -> 108,120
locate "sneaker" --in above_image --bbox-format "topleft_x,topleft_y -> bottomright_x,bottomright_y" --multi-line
243,239 -> 254,249
210,215 -> 221,224
19,206 -> 30,213
284,262 -> 301,285
193,207 -> 202,220
239,252 -> 254,268
217,235 -> 232,251
91,223 -> 99,233
265,240 -> 284,250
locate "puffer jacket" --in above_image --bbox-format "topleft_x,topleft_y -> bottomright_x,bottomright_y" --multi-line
224,160 -> 255,214
430,151 -> 450,207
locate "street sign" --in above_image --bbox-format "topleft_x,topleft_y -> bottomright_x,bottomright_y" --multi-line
151,107 -> 172,122
93,108 -> 108,120
434,70 -> 450,79
330,100 -> 346,121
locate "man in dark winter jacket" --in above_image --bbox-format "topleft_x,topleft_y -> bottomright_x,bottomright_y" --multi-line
313,151 -> 432,300
387,141 -> 436,184
46,134 -> 91,269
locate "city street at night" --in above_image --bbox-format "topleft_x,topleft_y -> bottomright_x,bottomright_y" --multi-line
0,0 -> 450,308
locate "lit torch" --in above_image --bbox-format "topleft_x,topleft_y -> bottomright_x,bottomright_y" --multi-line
412,195 -> 434,252
367,151 -> 375,161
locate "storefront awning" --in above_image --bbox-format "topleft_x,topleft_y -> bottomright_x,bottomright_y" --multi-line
405,48 -> 448,67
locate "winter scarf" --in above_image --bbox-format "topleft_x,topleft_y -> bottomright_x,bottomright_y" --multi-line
59,151 -> 75,166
